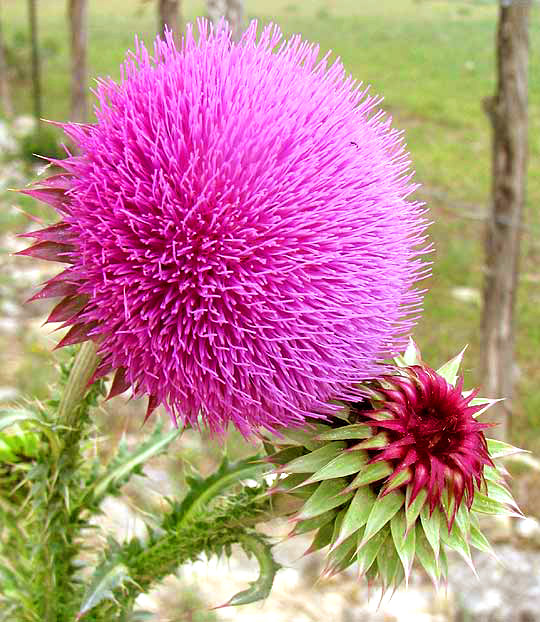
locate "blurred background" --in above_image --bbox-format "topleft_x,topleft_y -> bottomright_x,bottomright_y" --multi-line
0,0 -> 539,620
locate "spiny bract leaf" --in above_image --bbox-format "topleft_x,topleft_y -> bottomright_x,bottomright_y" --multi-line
305,521 -> 334,555
472,491 -> 521,517
400,338 -> 422,366
315,424 -> 372,441
296,478 -> 352,520
345,461 -> 393,491
415,525 -> 440,587
361,490 -> 404,545
390,510 -> 416,583
0,408 -> 60,457
77,560 -> 130,618
420,505 -> 441,560
486,438 -> 525,459
405,488 -> 428,532
331,486 -> 376,549
274,424 -> 330,450
292,509 -> 337,536
281,442 -> 346,475
304,451 -> 367,484
435,345 -> 467,386
356,526 -> 389,576
376,535 -> 401,593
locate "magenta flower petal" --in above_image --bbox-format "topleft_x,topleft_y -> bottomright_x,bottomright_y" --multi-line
21,20 -> 430,436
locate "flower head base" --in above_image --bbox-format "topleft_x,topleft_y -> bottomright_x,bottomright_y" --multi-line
266,341 -> 523,592
18,20 -> 429,436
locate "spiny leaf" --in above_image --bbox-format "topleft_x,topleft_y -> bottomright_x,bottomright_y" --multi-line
405,487 -> 427,532
469,522 -> 497,557
91,422 -> 182,501
376,535 -> 400,594
220,534 -> 280,607
486,438 -> 526,459
469,397 -> 504,419
296,478 -> 352,520
390,509 -> 415,584
177,456 -> 269,527
331,486 -> 376,550
356,526 -> 389,576
285,482 -> 319,500
303,451 -> 367,485
484,464 -> 508,483
361,491 -> 405,546
380,468 -> 412,496
315,424 -> 371,441
0,409 -> 60,458
441,523 -> 476,575
323,509 -> 358,576
420,505 -> 441,560
272,472 -> 310,493
402,338 -> 422,366
266,446 -> 305,465
0,425 -> 40,462
350,432 -> 388,450
472,492 -> 521,517
453,502 -> 471,540
436,345 -> 467,386
345,460 -> 393,492
274,424 -> 330,450
305,521 -> 334,555
77,560 -> 130,618
415,525 -> 440,587
486,480 -> 521,512
292,509 -> 337,536
280,442 -> 346,475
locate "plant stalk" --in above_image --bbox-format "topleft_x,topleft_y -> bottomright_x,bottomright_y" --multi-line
57,340 -> 100,430
42,341 -> 101,622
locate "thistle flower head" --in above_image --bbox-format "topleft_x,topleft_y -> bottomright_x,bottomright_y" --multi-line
360,356 -> 494,523
19,20 -> 429,436
267,341 -> 523,591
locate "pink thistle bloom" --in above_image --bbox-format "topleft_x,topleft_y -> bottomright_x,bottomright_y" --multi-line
19,20 -> 429,436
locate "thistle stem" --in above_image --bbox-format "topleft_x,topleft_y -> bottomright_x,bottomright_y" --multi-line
57,340 -> 100,430
42,341 -> 101,622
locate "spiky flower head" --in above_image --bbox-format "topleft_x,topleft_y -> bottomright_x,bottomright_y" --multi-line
267,341 -> 523,591
19,20 -> 429,436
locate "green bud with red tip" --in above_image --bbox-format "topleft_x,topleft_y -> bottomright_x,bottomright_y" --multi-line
266,340 -> 523,593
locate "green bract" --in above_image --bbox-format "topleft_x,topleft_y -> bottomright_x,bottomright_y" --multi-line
266,341 -> 523,593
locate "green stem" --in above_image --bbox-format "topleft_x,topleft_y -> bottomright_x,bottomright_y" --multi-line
42,341 -> 101,622
57,340 -> 101,430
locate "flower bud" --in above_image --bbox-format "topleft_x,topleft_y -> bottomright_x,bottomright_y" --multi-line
267,340 -> 522,592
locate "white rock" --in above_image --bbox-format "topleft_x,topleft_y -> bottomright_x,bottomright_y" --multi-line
0,386 -> 18,402
516,517 -> 540,541
0,317 -> 19,334
12,115 -> 37,138
0,120 -> 17,155
451,287 -> 481,305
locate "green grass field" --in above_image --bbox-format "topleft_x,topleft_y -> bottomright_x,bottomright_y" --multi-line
1,0 -> 540,448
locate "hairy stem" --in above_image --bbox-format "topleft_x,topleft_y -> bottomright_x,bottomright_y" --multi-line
85,488 -> 274,621
41,342 -> 101,622
57,340 -> 100,429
